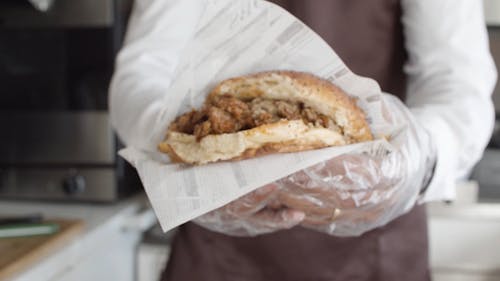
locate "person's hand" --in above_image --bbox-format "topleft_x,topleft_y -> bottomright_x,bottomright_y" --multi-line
194,184 -> 305,236
272,94 -> 436,236
273,152 -> 404,235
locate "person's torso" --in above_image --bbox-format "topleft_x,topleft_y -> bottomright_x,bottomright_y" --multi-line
272,0 -> 408,99
162,1 -> 429,281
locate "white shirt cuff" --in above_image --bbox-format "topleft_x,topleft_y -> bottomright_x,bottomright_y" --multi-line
415,111 -> 458,202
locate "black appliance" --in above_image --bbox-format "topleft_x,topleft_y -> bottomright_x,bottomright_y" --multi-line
0,0 -> 140,202
470,19 -> 500,202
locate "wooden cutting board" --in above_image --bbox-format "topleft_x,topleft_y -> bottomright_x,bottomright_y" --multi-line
0,219 -> 84,281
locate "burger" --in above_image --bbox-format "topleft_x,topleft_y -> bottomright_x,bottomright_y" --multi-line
159,71 -> 373,165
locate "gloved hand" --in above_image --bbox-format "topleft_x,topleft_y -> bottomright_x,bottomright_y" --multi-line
195,94 -> 436,237
194,184 -> 306,236
271,94 -> 437,236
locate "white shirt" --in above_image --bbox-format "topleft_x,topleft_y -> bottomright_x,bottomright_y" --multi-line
109,0 -> 498,202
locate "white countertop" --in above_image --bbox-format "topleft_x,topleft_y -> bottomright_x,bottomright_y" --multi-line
426,182 -> 500,274
427,181 -> 500,221
0,194 -> 150,233
1,184 -> 499,280
0,193 -> 156,281
428,201 -> 500,222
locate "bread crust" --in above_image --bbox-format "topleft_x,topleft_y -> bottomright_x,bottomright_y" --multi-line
159,71 -> 372,165
208,71 -> 372,142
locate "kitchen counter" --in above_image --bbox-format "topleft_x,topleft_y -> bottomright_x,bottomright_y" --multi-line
428,201 -> 500,220
1,185 -> 500,281
428,195 -> 500,281
0,194 -> 156,281
428,180 -> 500,220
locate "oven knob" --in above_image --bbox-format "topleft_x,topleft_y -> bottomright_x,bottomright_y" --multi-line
62,175 -> 86,195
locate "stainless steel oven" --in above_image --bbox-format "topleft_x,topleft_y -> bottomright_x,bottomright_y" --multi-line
0,0 -> 140,202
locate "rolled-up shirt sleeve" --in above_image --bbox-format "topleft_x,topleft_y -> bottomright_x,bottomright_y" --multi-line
401,0 -> 498,201
109,0 -> 205,151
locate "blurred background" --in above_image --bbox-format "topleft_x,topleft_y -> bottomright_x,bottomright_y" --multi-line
0,0 -> 498,281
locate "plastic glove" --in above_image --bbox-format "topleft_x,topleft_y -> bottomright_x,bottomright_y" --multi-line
194,184 -> 306,236
271,94 -> 436,236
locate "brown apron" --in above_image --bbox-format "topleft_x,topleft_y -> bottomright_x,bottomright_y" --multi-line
162,0 -> 430,280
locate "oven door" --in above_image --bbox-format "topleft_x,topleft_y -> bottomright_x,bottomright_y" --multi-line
0,1 -> 138,202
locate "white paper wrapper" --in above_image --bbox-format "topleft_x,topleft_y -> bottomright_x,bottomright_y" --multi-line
120,0 -> 398,232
